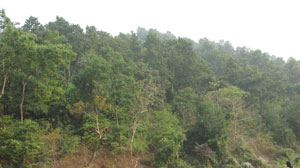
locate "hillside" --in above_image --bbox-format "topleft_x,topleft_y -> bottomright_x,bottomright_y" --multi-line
1,10 -> 300,168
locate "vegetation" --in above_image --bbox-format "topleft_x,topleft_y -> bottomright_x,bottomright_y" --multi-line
1,9 -> 300,167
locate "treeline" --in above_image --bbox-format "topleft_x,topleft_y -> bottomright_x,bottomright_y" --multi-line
1,10 -> 300,167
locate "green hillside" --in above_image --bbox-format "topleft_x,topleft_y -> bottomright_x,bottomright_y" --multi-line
0,10 -> 299,168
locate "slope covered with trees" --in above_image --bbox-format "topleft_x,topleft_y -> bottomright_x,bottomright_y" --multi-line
1,10 -> 300,167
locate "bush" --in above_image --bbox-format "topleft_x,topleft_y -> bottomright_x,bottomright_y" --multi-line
275,147 -> 294,163
155,138 -> 179,167
42,127 -> 80,159
183,99 -> 228,167
233,139 -> 266,168
269,147 -> 295,167
57,126 -> 81,155
0,116 -> 47,167
168,159 -> 194,168
145,110 -> 185,167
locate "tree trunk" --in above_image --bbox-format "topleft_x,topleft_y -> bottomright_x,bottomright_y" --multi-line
0,53 -> 6,99
86,139 -> 100,167
130,119 -> 138,160
0,71 -> 9,116
233,103 -> 237,142
67,66 -> 71,81
113,102 -> 119,128
20,80 -> 26,121
86,110 -> 103,167
113,103 -> 121,147
259,97 -> 264,116
0,71 -> 8,99
1,73 -> 7,96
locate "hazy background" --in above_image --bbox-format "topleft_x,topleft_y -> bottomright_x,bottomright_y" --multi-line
1,0 -> 299,60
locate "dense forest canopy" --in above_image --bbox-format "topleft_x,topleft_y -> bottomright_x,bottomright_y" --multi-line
1,10 -> 300,168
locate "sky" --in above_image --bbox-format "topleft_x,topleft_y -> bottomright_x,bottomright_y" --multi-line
1,0 -> 300,61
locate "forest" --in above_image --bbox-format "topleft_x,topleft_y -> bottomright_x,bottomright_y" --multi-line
1,10 -> 300,168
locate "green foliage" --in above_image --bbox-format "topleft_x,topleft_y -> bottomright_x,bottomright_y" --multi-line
72,54 -> 109,101
56,127 -> 81,155
41,127 -> 80,166
212,86 -> 248,120
145,110 -> 185,167
105,122 -> 131,152
270,147 -> 295,167
184,98 -> 228,166
275,147 -> 294,162
2,11 -> 300,167
263,102 -> 299,148
172,87 -> 198,128
154,138 -> 179,167
286,97 -> 300,140
0,116 -> 46,167
233,139 -> 266,168
80,113 -> 110,145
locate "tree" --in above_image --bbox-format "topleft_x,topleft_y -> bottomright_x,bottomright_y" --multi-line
16,32 -> 74,120
184,98 -> 228,166
22,16 -> 45,40
172,87 -> 198,129
68,96 -> 111,166
285,96 -> 300,140
87,96 -> 111,166
144,32 -> 163,70
165,38 -> 211,93
47,16 -> 85,79
146,110 -> 185,167
1,12 -> 75,120
0,10 -> 19,99
217,86 -> 248,142
223,57 -> 243,86
129,78 -> 156,159
72,50 -> 110,102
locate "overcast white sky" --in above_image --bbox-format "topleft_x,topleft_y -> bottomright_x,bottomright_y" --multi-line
1,0 -> 300,61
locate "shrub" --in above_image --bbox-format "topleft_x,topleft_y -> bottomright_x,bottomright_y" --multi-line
233,139 -> 266,168
275,147 -> 294,163
0,116 -> 47,167
145,110 -> 185,167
